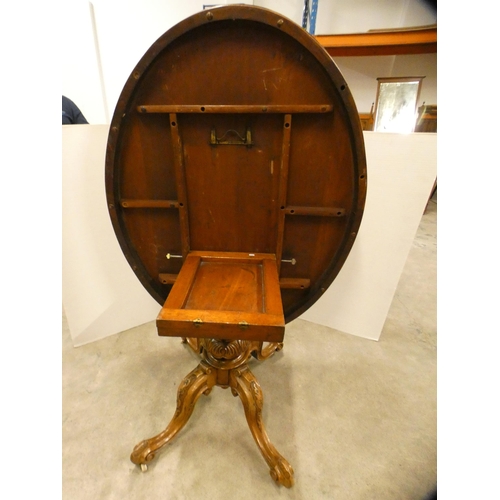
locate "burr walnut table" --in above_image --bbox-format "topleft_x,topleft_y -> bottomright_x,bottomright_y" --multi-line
105,5 -> 366,487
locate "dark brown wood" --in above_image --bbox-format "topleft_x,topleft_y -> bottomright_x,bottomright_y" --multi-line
105,6 -> 367,322
276,114 -> 292,274
158,273 -> 178,285
282,206 -> 346,217
138,104 -> 334,114
121,199 -> 180,208
169,113 -> 191,259
279,278 -> 311,289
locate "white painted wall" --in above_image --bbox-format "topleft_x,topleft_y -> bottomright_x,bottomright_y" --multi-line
61,0 -> 436,123
256,0 -> 437,34
61,1 -> 108,124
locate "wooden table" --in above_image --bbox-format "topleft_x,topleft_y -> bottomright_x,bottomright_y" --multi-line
105,5 -> 366,487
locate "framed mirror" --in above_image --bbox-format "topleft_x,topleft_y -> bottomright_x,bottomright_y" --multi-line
373,77 -> 424,133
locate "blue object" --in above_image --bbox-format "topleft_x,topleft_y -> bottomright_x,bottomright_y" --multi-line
302,0 -> 309,29
309,0 -> 318,34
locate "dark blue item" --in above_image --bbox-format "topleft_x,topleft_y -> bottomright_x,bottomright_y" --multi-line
62,95 -> 88,124
309,0 -> 318,34
302,0 -> 318,34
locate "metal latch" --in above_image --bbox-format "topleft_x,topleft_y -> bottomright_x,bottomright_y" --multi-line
210,127 -> 253,147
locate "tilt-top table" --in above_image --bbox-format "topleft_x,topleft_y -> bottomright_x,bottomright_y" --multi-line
105,5 -> 366,487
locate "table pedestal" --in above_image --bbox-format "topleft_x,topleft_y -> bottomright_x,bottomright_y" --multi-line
130,338 -> 294,488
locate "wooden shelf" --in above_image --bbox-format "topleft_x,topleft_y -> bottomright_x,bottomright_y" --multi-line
315,25 -> 437,57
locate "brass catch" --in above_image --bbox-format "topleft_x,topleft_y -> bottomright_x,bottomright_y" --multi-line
210,127 -> 253,147
238,321 -> 249,331
193,318 -> 203,327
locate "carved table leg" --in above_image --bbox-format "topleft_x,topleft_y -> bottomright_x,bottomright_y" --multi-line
230,365 -> 295,488
130,361 -> 216,469
252,342 -> 284,361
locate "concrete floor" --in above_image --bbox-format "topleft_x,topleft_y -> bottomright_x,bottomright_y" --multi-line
62,194 -> 437,500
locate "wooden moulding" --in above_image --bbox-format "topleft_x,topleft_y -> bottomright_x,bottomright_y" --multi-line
121,199 -> 180,209
156,252 -> 285,342
279,278 -> 311,290
169,113 -> 190,258
158,274 -> 312,290
136,104 -> 334,114
282,206 -> 345,217
275,114 -> 292,274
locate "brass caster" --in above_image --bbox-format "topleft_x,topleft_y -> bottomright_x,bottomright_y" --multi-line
140,463 -> 148,472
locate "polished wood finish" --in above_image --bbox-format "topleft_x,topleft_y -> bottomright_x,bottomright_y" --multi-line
158,273 -> 313,290
130,339 -> 293,487
121,199 -> 180,208
138,104 -> 334,114
105,5 -> 367,486
316,25 -> 437,57
157,252 -> 285,342
105,5 -> 367,323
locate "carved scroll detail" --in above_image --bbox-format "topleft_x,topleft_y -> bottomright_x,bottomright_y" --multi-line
205,339 -> 250,359
131,340 -> 294,487
201,339 -> 253,369
230,365 -> 294,487
130,361 -> 216,466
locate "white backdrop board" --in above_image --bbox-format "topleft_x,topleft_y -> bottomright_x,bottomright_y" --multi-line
62,126 -> 436,345
301,132 -> 437,340
62,125 -> 160,347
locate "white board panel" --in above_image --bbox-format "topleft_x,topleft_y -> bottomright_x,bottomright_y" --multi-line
300,132 -> 437,340
62,125 -> 160,346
